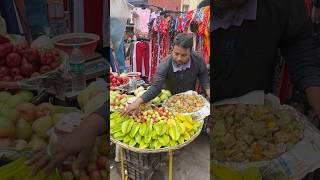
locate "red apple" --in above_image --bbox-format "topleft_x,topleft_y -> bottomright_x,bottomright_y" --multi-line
86,163 -> 98,173
20,58 -> 35,77
14,75 -> 24,81
50,61 -> 60,69
61,171 -> 74,180
6,53 -> 22,68
0,59 -> 6,66
2,76 -> 12,82
31,72 -> 41,77
40,51 -> 56,65
23,48 -> 40,63
0,67 -> 10,76
0,42 -> 13,59
89,170 -> 102,180
96,156 -> 108,170
11,68 -> 20,76
39,65 -> 51,74
99,170 -> 108,180
13,43 -> 28,55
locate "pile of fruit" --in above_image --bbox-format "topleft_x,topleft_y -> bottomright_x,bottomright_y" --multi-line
0,36 -> 62,81
133,87 -> 172,105
59,155 -> 109,180
110,73 -> 129,90
0,157 -> 59,180
0,90 -> 79,151
110,108 -> 202,149
211,104 -> 304,162
164,93 -> 205,113
0,155 -> 109,180
110,90 -> 128,111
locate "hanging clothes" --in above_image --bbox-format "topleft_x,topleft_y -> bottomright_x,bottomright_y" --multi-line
148,6 -> 210,82
133,7 -> 151,37
135,41 -> 150,78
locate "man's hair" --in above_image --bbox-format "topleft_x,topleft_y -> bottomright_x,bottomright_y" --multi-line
173,33 -> 193,49
198,0 -> 210,9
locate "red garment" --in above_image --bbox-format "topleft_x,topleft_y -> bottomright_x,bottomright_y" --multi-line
304,0 -> 312,17
136,41 -> 150,78
186,10 -> 194,28
83,0 -> 103,46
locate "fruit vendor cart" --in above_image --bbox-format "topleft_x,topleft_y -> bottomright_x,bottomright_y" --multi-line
111,124 -> 203,180
110,87 -> 210,180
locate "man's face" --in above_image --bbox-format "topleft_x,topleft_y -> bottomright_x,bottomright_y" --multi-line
172,45 -> 191,65
213,0 -> 248,9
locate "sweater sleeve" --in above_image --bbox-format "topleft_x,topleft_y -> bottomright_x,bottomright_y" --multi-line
195,53 -> 210,89
141,61 -> 168,103
281,0 -> 320,89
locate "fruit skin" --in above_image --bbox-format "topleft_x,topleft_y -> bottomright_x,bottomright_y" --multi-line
20,58 -> 35,77
15,118 -> 33,140
0,116 -> 15,138
6,53 -> 22,68
32,116 -> 53,138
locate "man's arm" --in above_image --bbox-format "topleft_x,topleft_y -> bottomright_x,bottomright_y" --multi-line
140,61 -> 168,103
281,0 -> 320,115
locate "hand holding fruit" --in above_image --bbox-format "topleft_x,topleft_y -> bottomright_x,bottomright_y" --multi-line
27,115 -> 99,178
121,98 -> 144,116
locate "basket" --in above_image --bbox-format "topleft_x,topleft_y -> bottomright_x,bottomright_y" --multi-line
52,33 -> 100,57
123,149 -> 161,169
117,157 -> 161,180
163,91 -> 210,121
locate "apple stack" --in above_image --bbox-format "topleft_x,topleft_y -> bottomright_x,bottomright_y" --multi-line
0,35 -> 61,82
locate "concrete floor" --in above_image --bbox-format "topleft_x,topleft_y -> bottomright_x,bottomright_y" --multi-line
110,132 -> 210,180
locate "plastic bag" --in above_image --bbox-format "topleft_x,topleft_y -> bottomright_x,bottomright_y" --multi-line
110,0 -> 130,50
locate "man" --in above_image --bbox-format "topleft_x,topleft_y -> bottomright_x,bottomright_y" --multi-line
212,0 -> 320,119
122,33 -> 210,115
28,80 -> 108,177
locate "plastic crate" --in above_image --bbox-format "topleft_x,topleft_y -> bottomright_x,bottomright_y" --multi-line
117,158 -> 161,180
123,149 -> 161,169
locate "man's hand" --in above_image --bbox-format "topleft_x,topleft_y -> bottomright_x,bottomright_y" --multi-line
121,97 -> 144,116
26,114 -> 104,177
305,86 -> 320,118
